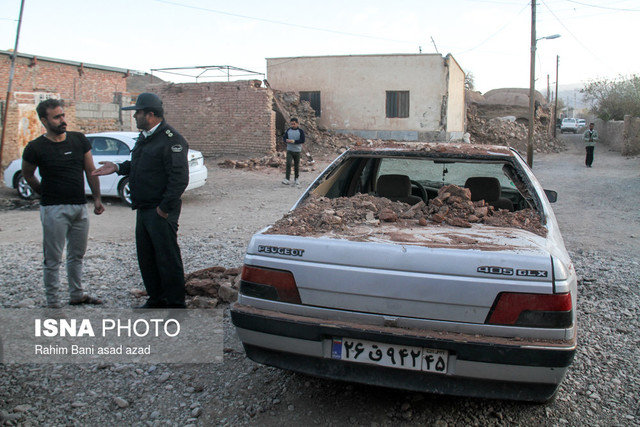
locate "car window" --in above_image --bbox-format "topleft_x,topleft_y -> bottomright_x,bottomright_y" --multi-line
116,140 -> 131,155
376,158 -> 515,189
89,137 -> 130,156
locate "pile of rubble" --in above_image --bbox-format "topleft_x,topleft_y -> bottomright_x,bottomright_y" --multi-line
0,198 -> 39,212
272,90 -> 386,156
467,108 -> 564,154
217,150 -> 319,172
267,185 -> 547,238
183,266 -> 241,308
130,266 -> 242,308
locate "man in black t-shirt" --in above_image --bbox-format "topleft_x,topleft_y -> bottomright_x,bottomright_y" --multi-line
22,99 -> 105,308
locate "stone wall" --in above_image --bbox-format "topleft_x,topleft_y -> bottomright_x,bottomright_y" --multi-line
623,115 -> 640,156
593,116 -> 640,156
149,81 -> 275,158
595,119 -> 625,152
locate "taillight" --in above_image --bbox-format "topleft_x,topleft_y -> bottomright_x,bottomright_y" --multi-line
486,292 -> 572,328
240,265 -> 301,304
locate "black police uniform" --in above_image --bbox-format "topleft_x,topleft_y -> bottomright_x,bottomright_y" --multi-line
118,121 -> 189,307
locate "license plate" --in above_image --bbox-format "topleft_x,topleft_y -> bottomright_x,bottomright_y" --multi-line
331,337 -> 448,374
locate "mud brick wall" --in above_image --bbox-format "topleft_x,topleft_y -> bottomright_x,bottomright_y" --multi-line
150,81 -> 276,158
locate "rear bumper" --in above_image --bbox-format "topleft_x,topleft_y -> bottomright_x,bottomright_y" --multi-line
231,304 -> 576,402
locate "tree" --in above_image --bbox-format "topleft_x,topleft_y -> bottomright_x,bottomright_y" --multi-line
581,75 -> 640,121
465,72 -> 475,91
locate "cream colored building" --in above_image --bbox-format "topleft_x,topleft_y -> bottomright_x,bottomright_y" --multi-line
266,53 -> 466,141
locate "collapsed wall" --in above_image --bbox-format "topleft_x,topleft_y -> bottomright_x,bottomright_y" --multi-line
466,95 -> 564,154
149,80 -> 276,158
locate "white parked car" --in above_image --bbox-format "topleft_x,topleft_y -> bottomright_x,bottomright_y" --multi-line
560,118 -> 579,134
2,131 -> 207,206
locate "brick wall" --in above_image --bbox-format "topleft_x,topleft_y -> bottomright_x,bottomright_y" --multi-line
0,54 -> 127,102
1,97 -> 21,164
1,52 -> 277,166
0,53 -> 132,167
150,81 -> 276,158
0,93 -> 82,166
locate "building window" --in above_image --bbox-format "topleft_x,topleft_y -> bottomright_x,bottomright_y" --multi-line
300,91 -> 321,117
386,91 -> 410,118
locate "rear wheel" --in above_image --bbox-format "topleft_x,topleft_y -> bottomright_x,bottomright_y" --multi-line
16,173 -> 35,200
118,177 -> 132,206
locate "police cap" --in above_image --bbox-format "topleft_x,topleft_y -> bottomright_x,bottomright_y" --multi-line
122,93 -> 163,111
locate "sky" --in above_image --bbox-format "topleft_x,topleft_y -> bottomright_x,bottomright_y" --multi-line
1,0 -> 639,95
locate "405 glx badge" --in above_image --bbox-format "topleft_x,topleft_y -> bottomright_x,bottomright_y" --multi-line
477,266 -> 548,277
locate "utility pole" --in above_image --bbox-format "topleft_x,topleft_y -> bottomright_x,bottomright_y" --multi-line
553,55 -> 559,138
526,1 -> 536,168
0,0 -> 26,168
546,74 -> 550,103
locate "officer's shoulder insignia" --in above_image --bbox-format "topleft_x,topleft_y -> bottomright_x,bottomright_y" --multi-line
171,144 -> 183,153
166,129 -> 174,138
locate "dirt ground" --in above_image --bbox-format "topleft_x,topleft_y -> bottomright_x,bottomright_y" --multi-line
532,133 -> 640,257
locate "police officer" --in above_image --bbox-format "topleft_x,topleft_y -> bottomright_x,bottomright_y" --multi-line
93,93 -> 189,308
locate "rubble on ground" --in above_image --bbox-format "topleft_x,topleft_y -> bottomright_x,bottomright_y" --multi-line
0,198 -> 39,212
266,185 -> 547,238
183,266 -> 241,307
272,90 -> 391,155
466,104 -> 564,154
217,151 -> 318,171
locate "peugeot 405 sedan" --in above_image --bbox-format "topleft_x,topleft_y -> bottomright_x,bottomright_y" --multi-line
231,142 -> 577,402
3,131 -> 207,205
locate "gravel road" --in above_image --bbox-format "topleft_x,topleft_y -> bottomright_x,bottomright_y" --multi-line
1,135 -> 639,426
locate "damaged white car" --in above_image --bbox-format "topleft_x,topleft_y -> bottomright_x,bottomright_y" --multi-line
231,142 -> 576,402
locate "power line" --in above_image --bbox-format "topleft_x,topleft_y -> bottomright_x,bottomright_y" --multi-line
565,0 -> 640,12
540,0 -> 616,74
455,2 -> 529,54
153,0 -> 426,47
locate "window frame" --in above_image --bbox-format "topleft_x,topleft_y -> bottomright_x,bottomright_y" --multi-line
385,91 -> 410,118
299,91 -> 321,117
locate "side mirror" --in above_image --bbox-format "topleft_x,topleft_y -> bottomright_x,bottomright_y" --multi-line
544,189 -> 558,203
